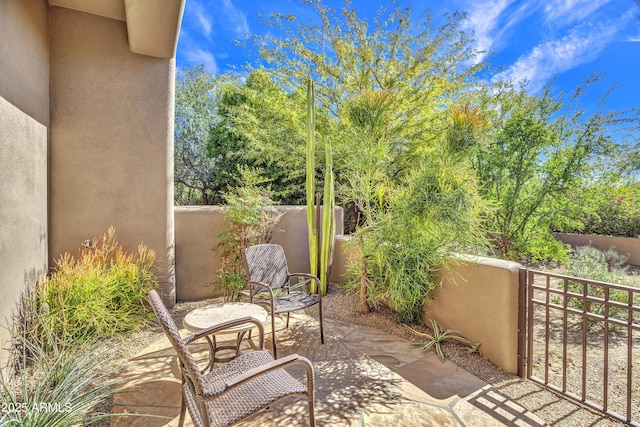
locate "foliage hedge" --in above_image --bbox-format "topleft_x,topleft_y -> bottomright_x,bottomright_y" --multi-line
555,184 -> 640,238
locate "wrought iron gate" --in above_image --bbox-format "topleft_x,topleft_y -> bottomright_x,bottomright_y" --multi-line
518,268 -> 640,425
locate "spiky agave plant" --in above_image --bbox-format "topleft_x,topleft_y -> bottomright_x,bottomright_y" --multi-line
404,319 -> 480,363
1,312 -> 128,426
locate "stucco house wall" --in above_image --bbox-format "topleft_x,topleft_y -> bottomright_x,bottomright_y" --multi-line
0,0 -> 50,375
0,0 -> 184,371
48,6 -> 176,305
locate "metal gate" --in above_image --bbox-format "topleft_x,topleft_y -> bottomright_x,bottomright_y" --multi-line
518,268 -> 640,425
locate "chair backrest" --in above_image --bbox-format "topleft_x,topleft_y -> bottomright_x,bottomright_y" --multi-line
245,244 -> 290,290
148,290 -> 204,394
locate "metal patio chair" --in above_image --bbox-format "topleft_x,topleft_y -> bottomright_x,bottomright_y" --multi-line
244,244 -> 324,359
148,289 -> 315,427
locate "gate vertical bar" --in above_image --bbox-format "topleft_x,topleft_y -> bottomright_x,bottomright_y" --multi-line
581,282 -> 588,402
527,269 -> 534,379
544,274 -> 550,385
562,278 -> 568,393
627,289 -> 633,423
603,287 -> 610,413
518,267 -> 527,378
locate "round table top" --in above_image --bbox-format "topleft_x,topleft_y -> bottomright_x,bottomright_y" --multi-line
183,302 -> 268,334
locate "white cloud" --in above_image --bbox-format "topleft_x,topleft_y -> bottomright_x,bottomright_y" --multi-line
544,0 -> 611,25
492,19 -> 620,91
220,0 -> 250,38
461,0 -> 539,63
197,14 -> 213,38
461,0 -> 514,62
184,48 -> 218,74
186,0 -> 215,40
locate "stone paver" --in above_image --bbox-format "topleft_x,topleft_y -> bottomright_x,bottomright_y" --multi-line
112,313 -> 546,426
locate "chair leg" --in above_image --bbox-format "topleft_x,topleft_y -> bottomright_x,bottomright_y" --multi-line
271,312 -> 278,359
178,386 -> 186,427
286,312 -> 290,329
319,303 -> 325,344
308,391 -> 315,427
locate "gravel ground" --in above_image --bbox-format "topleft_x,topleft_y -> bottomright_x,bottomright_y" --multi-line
94,285 -> 632,426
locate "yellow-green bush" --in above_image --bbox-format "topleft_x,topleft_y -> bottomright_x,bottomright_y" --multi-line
35,227 -> 157,344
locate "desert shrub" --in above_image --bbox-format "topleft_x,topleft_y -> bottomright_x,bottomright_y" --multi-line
345,148 -> 489,323
565,246 -> 630,281
213,167 -> 283,301
1,308 -> 125,427
581,186 -> 640,237
31,227 -> 157,345
561,246 -> 638,328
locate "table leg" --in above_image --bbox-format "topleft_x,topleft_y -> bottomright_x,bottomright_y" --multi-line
199,327 -> 258,372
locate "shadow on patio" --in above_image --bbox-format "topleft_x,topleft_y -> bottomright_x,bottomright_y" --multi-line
111,312 -> 546,426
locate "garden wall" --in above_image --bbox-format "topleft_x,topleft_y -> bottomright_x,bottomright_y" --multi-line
425,255 -> 522,375
174,206 -> 344,301
175,209 -> 521,374
555,233 -> 640,266
330,249 -> 522,374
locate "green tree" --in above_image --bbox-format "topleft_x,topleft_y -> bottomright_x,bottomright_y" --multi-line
208,69 -> 323,204
174,66 -> 223,204
339,90 -> 489,321
554,182 -> 640,237
257,2 -> 485,186
474,78 -> 627,261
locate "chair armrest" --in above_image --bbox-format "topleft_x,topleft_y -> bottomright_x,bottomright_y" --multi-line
287,273 -> 322,299
201,353 -> 314,398
183,317 -> 265,348
248,281 -> 276,300
248,280 -> 273,291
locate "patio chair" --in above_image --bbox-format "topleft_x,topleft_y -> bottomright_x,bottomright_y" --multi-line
244,244 -> 324,359
147,289 -> 315,427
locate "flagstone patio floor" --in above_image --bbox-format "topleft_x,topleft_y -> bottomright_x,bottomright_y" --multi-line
111,313 -> 546,426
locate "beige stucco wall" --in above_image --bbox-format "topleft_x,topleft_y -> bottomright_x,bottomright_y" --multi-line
174,206 -> 344,301
555,233 -> 640,266
0,0 -> 50,376
425,255 -> 522,374
0,0 -> 50,126
48,7 -> 176,305
330,239 -> 522,373
330,235 -> 360,284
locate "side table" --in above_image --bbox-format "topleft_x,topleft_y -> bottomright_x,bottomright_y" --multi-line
183,302 -> 268,371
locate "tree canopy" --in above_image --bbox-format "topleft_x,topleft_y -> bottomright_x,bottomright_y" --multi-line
174,66 -> 222,204
173,1 -> 639,304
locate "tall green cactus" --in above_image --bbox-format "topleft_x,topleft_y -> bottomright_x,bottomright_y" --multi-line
306,79 -> 318,290
319,138 -> 335,295
306,79 -> 335,295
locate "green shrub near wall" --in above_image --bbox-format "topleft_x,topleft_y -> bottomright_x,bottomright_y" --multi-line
29,227 -> 157,346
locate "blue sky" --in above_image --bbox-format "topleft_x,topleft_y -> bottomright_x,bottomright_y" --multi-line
176,0 -> 640,114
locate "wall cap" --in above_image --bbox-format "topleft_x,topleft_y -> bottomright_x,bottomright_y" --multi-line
451,253 -> 523,273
